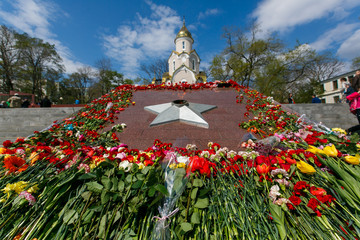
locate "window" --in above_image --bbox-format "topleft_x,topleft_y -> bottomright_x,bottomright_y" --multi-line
192,59 -> 195,70
334,96 -> 340,103
332,80 -> 338,90
173,60 -> 175,71
182,41 -> 185,50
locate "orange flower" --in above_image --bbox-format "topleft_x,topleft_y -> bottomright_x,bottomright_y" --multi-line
3,155 -> 28,173
0,147 -> 7,154
29,152 -> 39,165
256,163 -> 270,175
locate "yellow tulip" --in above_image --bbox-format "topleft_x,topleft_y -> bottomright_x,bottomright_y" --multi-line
306,145 -> 325,155
344,155 -> 360,165
0,147 -> 7,154
297,161 -> 316,174
331,128 -> 347,135
323,145 -> 338,157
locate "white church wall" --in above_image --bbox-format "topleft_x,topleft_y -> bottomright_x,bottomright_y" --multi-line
173,69 -> 196,84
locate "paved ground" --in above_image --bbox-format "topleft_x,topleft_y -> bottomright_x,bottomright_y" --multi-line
109,88 -> 250,151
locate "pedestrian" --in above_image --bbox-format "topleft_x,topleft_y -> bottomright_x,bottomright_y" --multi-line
351,70 -> 360,91
40,96 -> 52,107
347,90 -> 360,124
7,93 -> 22,108
344,83 -> 355,103
288,93 -> 295,104
21,98 -> 31,108
311,95 -> 321,103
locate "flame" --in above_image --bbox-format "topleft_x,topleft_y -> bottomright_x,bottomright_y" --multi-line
177,91 -> 186,99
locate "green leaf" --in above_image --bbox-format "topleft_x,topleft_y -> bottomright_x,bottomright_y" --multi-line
78,172 -> 97,180
97,214 -> 107,238
101,191 -> 111,204
136,172 -> 145,180
154,184 -> 168,196
85,181 -> 104,193
131,180 -> 143,189
194,197 -> 209,209
118,180 -> 125,192
81,191 -> 92,201
110,177 -> 118,191
63,209 -> 78,225
101,176 -> 112,190
191,188 -> 198,200
148,187 -> 156,197
193,178 -> 204,187
180,222 -> 193,233
191,212 -> 200,224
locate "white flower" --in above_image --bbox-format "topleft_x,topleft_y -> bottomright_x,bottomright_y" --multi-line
119,160 -> 133,172
271,169 -> 289,178
269,185 -> 281,202
115,152 -> 126,159
177,156 -> 189,164
274,198 -> 290,205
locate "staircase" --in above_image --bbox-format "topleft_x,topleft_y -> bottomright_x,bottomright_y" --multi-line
283,103 -> 358,131
0,107 -> 82,144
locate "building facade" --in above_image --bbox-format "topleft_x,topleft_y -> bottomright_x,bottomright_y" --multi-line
320,69 -> 358,103
156,20 -> 206,85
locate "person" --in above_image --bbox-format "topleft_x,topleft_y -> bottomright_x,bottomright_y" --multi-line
311,95 -> 321,103
347,90 -> 360,124
288,93 -> 295,104
351,70 -> 360,91
40,96 -> 52,107
21,98 -> 31,108
344,83 -> 355,103
7,93 -> 22,108
0,101 -> 8,108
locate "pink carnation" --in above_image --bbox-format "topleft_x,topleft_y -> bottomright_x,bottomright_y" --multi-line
19,191 -> 36,205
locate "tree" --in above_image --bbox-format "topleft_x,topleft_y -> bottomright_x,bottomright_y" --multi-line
210,25 -> 344,103
352,56 -> 360,70
60,67 -> 94,103
140,58 -> 168,83
211,25 -> 283,87
0,25 -> 20,93
95,57 -> 131,95
16,33 -> 64,100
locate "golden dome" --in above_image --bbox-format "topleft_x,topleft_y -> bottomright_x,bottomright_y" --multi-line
175,20 -> 193,42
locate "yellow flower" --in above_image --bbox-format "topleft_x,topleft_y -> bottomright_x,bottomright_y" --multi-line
177,162 -> 186,168
323,145 -> 338,157
331,128 -> 347,135
297,161 -> 316,175
27,184 -> 39,194
0,147 -> 7,154
306,145 -> 325,155
344,155 -> 360,165
137,162 -> 145,170
2,181 -> 28,198
29,152 -> 39,165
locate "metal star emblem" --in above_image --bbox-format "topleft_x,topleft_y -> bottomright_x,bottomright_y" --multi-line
144,100 -> 217,128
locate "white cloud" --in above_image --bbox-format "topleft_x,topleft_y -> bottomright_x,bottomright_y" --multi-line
0,0 -> 86,73
198,9 -> 220,20
102,1 -> 181,78
252,0 -> 360,33
310,22 -> 360,51
337,29 -> 360,60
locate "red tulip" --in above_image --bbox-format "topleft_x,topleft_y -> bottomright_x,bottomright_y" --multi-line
256,164 -> 270,175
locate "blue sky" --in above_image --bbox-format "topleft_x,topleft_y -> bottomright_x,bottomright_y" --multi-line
0,0 -> 360,79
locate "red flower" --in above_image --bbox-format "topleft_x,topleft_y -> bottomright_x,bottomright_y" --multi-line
289,195 -> 302,206
2,140 -> 13,148
310,186 -> 327,196
307,198 -> 321,211
256,163 -> 270,175
3,155 -> 28,173
293,181 -> 309,195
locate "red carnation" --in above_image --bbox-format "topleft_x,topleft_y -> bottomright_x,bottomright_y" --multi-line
293,181 -> 309,195
2,140 -> 13,148
289,195 -> 302,206
307,198 -> 320,211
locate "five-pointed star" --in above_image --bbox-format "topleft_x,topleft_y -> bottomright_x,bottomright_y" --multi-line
144,101 -> 217,128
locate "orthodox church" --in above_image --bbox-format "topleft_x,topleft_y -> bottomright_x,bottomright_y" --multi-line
154,20 -> 207,85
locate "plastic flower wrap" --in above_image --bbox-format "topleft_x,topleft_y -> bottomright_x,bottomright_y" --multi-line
152,151 -> 190,240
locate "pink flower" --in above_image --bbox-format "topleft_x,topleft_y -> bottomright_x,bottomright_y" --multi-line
19,191 -> 36,205
78,163 -> 90,173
